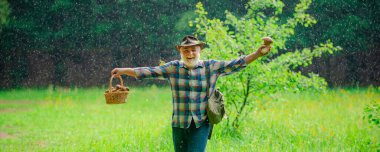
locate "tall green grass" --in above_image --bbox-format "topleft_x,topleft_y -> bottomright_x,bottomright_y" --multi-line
0,86 -> 379,151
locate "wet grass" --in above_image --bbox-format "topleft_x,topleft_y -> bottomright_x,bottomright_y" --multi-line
0,86 -> 379,151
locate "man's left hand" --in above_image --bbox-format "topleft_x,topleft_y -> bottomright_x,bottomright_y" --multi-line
257,45 -> 271,57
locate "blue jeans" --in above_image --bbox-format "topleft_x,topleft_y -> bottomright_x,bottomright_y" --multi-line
172,119 -> 211,152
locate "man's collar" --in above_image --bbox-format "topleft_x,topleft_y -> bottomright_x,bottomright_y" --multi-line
179,60 -> 204,69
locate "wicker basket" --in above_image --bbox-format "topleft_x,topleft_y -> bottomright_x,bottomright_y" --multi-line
104,76 -> 129,104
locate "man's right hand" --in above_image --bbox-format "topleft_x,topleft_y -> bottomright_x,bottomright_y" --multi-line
111,68 -> 137,77
111,68 -> 122,77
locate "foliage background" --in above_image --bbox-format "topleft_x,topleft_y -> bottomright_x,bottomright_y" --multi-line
0,0 -> 379,88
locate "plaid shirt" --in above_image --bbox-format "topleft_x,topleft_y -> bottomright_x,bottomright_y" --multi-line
134,57 -> 247,128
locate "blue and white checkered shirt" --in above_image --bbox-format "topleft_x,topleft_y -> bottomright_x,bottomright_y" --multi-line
134,57 -> 247,128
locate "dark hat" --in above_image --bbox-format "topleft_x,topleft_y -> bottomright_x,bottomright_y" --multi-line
176,35 -> 205,51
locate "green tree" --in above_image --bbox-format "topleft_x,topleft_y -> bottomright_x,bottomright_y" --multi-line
191,0 -> 341,130
286,0 -> 380,53
285,0 -> 380,86
0,0 -> 9,32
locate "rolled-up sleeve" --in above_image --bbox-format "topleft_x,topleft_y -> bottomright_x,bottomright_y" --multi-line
134,61 -> 176,80
212,56 -> 247,76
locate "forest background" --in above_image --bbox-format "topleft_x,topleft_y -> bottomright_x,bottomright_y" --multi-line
0,0 -> 379,88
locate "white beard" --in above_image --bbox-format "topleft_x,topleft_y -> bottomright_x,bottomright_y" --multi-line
181,54 -> 200,68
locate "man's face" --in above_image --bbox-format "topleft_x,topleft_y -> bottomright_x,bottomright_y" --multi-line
179,45 -> 201,68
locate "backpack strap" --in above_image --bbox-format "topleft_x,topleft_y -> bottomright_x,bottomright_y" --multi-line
205,60 -> 210,99
205,60 -> 214,140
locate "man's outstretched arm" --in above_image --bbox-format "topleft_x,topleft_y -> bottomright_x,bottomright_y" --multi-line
111,61 -> 176,79
244,45 -> 271,64
111,68 -> 136,77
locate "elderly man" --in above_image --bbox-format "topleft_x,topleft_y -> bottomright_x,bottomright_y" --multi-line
111,35 -> 271,152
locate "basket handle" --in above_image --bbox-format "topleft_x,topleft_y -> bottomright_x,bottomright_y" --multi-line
109,75 -> 124,90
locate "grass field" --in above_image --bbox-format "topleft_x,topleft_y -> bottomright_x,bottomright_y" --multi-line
0,86 -> 379,151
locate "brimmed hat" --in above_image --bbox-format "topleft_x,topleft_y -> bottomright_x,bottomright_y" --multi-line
176,35 -> 205,51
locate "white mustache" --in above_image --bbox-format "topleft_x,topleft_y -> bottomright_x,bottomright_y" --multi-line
181,54 -> 200,67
